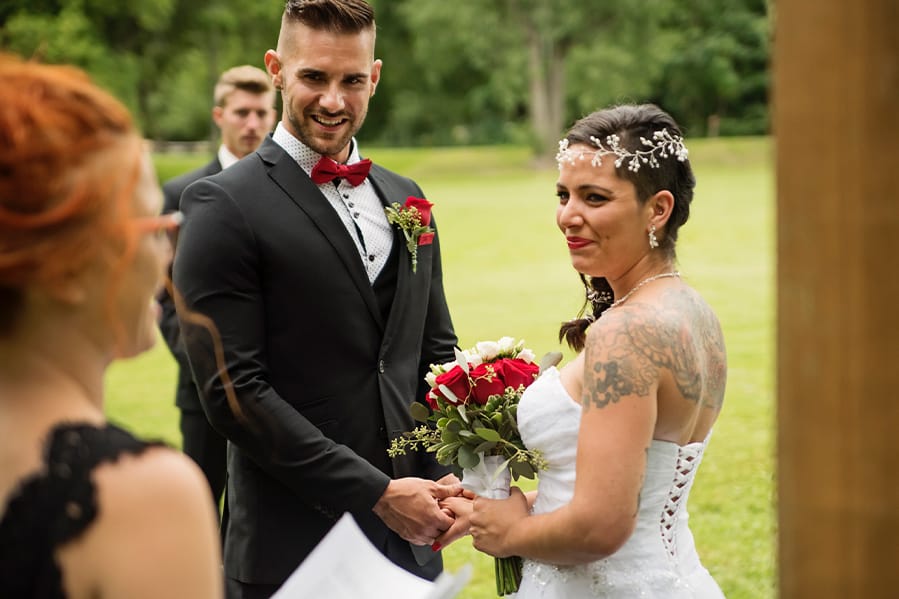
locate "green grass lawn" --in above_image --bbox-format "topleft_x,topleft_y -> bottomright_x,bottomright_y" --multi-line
107,138 -> 774,598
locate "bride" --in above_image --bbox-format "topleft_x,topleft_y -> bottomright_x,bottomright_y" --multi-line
467,104 -> 727,598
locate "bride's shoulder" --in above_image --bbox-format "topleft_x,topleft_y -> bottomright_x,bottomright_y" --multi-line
588,286 -> 720,339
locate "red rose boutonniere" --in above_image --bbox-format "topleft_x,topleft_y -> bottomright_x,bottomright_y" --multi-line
384,196 -> 435,273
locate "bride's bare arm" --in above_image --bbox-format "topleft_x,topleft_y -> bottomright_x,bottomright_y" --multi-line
471,309 -> 657,564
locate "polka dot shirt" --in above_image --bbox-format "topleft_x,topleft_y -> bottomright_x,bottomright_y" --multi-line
272,123 -> 394,283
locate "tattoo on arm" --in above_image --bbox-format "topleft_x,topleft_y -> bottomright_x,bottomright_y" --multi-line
582,298 -> 713,410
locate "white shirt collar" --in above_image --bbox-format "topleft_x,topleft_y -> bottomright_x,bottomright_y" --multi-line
217,145 -> 241,170
271,122 -> 361,176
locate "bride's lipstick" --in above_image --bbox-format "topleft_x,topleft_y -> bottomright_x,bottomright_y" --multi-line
566,236 -> 592,250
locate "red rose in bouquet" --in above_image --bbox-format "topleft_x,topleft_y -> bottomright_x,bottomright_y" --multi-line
429,365 -> 471,408
498,358 -> 541,393
467,359 -> 540,405
468,363 -> 506,405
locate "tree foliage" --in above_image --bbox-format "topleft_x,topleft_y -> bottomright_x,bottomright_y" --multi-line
651,0 -> 771,136
1,0 -> 770,151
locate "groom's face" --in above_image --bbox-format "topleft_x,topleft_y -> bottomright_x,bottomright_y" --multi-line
266,22 -> 381,163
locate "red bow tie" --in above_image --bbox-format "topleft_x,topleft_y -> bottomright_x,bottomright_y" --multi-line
310,156 -> 372,187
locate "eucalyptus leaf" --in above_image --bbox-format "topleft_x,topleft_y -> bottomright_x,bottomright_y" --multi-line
458,444 -> 479,469
474,441 -> 498,454
410,402 -> 431,423
457,404 -> 469,424
474,427 -> 502,442
436,442 -> 460,463
540,352 -> 562,373
510,460 -> 536,480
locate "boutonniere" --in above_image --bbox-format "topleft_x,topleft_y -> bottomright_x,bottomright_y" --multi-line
384,196 -> 435,273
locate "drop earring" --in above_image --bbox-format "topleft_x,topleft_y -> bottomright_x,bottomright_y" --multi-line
648,225 -> 659,250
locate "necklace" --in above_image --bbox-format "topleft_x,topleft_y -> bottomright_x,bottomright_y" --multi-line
608,271 -> 680,310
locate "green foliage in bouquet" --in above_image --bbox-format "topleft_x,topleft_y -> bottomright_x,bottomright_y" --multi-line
390,386 -> 548,480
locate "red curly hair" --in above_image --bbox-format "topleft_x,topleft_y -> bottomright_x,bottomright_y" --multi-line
0,54 -> 144,335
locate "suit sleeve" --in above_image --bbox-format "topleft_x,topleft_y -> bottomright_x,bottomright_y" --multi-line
156,180 -> 187,364
173,178 -> 391,514
414,207 -> 460,480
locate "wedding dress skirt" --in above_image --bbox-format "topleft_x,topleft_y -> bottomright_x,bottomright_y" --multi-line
513,367 -> 725,598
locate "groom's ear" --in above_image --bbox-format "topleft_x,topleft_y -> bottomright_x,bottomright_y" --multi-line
264,50 -> 282,90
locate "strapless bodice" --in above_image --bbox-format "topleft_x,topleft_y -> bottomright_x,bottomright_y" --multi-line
513,367 -> 724,598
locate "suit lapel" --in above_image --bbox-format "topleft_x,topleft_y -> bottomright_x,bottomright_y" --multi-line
258,139 -> 384,329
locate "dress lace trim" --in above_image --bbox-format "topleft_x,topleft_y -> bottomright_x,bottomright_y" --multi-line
0,423 -> 161,599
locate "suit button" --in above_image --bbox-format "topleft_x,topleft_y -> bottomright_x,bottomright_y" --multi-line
378,360 -> 385,373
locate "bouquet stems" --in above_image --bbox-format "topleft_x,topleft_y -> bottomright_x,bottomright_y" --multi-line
495,555 -> 522,596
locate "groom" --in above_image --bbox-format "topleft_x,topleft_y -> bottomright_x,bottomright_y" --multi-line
173,1 -> 461,597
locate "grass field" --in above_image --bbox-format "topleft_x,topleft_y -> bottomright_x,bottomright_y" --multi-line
108,138 -> 775,598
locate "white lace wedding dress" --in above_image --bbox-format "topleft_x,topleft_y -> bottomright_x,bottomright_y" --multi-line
513,367 -> 724,598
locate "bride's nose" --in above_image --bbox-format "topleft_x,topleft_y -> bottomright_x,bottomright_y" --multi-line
557,199 -> 583,229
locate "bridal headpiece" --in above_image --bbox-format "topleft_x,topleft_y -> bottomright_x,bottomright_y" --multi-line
556,129 -> 689,173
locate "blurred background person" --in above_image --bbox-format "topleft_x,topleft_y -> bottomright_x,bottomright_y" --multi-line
0,54 -> 223,598
158,65 -> 275,510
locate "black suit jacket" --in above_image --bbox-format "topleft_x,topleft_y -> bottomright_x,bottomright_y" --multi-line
173,138 -> 457,585
159,158 -> 222,411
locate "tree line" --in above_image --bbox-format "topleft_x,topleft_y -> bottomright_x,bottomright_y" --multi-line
1,0 -> 770,158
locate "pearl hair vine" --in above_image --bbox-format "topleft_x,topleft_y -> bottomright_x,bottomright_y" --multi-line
556,129 -> 689,172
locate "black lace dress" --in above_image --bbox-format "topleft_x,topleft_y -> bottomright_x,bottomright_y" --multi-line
0,423 -> 162,598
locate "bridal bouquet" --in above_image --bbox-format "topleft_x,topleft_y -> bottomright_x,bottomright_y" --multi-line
388,337 -> 549,596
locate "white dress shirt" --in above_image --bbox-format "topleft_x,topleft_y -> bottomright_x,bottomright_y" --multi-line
272,123 -> 393,283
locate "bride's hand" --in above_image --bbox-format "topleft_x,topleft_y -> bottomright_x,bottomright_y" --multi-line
469,486 -> 529,558
432,494 -> 474,550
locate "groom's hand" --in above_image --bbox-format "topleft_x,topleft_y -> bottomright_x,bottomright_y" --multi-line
373,477 -> 461,546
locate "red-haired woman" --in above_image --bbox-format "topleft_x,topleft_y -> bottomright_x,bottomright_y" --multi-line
0,55 -> 223,598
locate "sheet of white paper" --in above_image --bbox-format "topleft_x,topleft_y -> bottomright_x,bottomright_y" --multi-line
271,513 -> 470,599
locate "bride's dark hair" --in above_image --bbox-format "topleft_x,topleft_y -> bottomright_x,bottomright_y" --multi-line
559,275 -> 613,352
558,103 -> 696,351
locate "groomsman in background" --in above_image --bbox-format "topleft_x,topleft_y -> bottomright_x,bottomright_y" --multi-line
158,65 -> 276,510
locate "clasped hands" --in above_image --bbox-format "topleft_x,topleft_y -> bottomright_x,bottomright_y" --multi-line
373,475 -> 531,555
373,474 -> 475,549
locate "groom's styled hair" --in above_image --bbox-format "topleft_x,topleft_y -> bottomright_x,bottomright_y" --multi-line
283,0 -> 375,33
